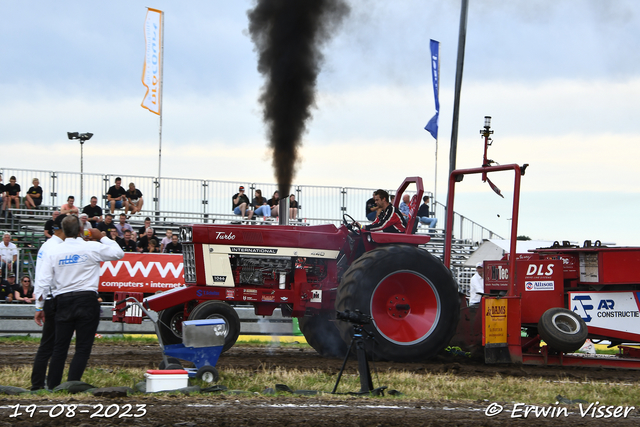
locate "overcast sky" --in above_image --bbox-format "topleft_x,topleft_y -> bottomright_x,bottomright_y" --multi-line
0,0 -> 639,244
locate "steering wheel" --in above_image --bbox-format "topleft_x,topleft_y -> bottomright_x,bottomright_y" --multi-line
342,214 -> 361,236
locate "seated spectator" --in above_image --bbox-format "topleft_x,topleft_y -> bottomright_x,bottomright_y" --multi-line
79,213 -> 93,240
232,186 -> 253,221
365,191 -> 377,221
82,196 -> 103,227
252,189 -> 271,219
14,276 -> 34,303
268,191 -> 280,218
119,230 -> 137,252
115,213 -> 133,238
106,177 -> 129,214
97,213 -> 117,236
0,234 -> 18,278
0,174 -> 4,212
160,230 -> 172,252
137,217 -> 156,237
0,276 -> 13,302
390,195 -> 396,204
24,178 -> 43,209
289,194 -> 299,220
399,194 -> 411,218
6,273 -> 16,289
147,239 -> 160,253
60,195 -> 79,215
108,228 -> 119,241
125,183 -> 144,216
44,210 -> 60,239
164,234 -> 182,254
417,195 -> 438,231
137,227 -> 159,253
3,176 -> 21,210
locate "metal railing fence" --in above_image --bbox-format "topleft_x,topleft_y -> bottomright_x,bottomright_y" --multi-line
1,167 -> 499,242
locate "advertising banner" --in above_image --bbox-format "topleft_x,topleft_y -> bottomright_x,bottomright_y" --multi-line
99,252 -> 184,293
141,8 -> 163,115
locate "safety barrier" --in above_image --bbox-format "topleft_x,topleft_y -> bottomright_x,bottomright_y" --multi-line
1,167 -> 499,243
0,304 -> 295,337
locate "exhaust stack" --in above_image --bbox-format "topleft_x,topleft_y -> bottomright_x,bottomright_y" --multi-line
278,197 -> 290,226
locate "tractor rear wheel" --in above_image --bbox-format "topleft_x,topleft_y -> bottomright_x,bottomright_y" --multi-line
158,305 -> 185,346
188,301 -> 240,353
298,312 -> 349,358
538,307 -> 588,353
335,245 -> 460,362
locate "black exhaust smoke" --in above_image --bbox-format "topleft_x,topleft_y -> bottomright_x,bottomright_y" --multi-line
248,0 -> 349,199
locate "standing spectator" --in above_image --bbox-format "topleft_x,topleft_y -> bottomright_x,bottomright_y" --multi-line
60,196 -> 79,215
44,210 -> 60,239
119,230 -> 137,252
125,183 -> 144,216
232,186 -> 253,221
25,178 -> 43,209
38,216 -> 124,389
137,227 -> 159,253
160,230 -> 172,252
417,196 -> 438,232
30,213 -> 66,391
14,276 -> 34,303
164,233 -> 182,254
268,191 -> 280,218
0,233 -> 18,278
365,192 -> 377,221
289,194 -> 299,220
115,213 -> 133,238
469,262 -> 485,306
79,214 -> 93,240
82,196 -> 103,227
3,176 -> 21,210
252,189 -> 271,218
106,177 -> 129,214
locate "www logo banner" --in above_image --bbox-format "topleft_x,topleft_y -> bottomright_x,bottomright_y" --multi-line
58,254 -> 89,266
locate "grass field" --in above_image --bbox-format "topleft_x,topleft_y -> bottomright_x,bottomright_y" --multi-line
1,336 -> 638,406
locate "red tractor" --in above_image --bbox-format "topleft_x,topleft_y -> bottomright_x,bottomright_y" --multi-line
118,177 -> 461,362
115,118 -> 640,368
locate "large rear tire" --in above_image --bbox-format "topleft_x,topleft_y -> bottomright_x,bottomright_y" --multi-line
158,305 -> 185,346
538,307 -> 588,353
188,301 -> 240,353
335,245 -> 459,362
298,312 -> 349,358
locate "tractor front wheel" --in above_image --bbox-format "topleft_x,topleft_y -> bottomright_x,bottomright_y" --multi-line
158,305 -> 185,346
298,312 -> 349,358
188,301 -> 241,353
538,307 -> 588,353
335,245 -> 460,362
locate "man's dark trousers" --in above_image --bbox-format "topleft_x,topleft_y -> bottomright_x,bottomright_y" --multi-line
30,297 -> 56,390
47,292 -> 100,389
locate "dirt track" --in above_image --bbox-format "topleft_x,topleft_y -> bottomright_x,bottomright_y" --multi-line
1,341 -> 640,426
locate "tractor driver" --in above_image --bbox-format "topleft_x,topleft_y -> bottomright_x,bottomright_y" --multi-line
355,189 -> 406,233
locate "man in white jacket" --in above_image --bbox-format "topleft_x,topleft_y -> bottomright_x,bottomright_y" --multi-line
38,215 -> 124,389
469,262 -> 485,307
30,214 -> 66,390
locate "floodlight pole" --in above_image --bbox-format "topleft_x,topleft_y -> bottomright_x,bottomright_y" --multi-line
80,140 -> 85,207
